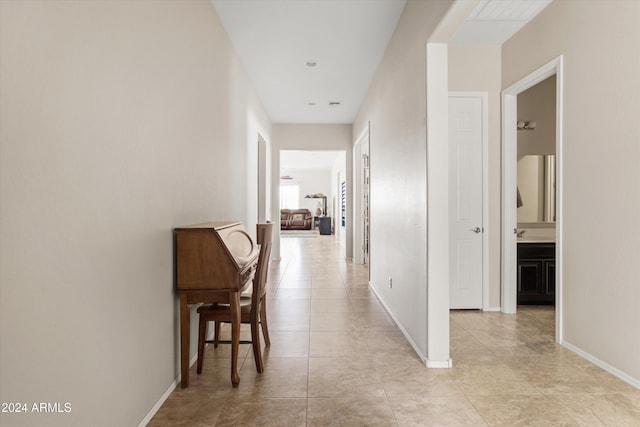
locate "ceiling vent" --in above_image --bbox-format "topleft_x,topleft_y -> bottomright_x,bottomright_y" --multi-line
329,101 -> 341,107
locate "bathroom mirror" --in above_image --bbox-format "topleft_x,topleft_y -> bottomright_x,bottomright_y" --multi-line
517,155 -> 556,222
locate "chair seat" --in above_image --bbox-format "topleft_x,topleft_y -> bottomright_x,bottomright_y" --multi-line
197,297 -> 252,314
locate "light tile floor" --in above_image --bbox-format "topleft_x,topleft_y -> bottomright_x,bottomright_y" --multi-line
149,234 -> 640,426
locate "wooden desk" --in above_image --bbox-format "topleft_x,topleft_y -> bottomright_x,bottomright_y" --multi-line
175,222 -> 258,388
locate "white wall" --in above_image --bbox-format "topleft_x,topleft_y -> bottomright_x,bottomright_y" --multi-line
517,75 -> 556,157
0,1 -> 271,426
280,168 -> 332,213
271,124 -> 352,260
353,0 -> 453,360
503,0 -> 640,384
448,44 -> 502,309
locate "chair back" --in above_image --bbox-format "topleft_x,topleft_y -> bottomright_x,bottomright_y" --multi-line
252,223 -> 274,307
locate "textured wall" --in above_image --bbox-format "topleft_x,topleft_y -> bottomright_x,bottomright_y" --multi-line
0,1 -> 271,425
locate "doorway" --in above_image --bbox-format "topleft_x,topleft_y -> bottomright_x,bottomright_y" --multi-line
448,92 -> 488,310
353,125 -> 370,266
501,56 -> 564,343
279,150 -> 346,239
257,134 -> 268,224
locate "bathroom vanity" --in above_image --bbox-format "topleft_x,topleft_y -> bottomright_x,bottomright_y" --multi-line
517,226 -> 555,305
517,242 -> 555,305
516,154 -> 556,304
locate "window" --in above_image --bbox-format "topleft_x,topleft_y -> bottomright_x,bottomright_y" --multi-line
280,183 -> 299,209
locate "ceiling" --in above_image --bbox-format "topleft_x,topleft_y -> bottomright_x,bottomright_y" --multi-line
212,0 -> 552,125
280,150 -> 343,171
212,0 -> 406,124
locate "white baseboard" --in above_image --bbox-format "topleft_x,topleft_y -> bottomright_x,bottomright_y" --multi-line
368,281 -> 429,365
562,341 -> 640,390
427,358 -> 453,368
483,306 -> 501,312
137,353 -> 199,427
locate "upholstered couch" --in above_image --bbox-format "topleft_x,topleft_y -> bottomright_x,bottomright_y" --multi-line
280,209 -> 312,230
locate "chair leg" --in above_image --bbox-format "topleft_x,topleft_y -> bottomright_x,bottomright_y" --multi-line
251,314 -> 264,373
197,317 -> 207,374
259,298 -> 271,347
213,321 -> 220,348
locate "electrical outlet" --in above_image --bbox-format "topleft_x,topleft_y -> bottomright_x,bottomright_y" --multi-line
388,277 -> 392,288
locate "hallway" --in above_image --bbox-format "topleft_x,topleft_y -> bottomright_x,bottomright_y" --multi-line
149,234 -> 640,426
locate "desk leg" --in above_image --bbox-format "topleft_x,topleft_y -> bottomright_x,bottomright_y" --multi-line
230,291 -> 241,387
180,293 -> 189,388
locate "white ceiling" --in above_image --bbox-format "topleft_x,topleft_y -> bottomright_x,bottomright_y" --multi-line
212,0 -> 552,125
212,0 -> 406,124
280,150 -> 343,171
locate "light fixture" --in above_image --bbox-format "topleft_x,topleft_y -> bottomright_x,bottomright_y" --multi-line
305,60 -> 317,68
305,193 -> 327,216
517,121 -> 536,130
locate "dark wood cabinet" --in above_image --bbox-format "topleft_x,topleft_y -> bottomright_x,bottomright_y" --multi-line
517,242 -> 555,305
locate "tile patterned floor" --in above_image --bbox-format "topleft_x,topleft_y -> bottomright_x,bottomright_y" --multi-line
149,234 -> 640,426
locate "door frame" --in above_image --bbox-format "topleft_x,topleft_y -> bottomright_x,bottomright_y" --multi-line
448,91 -> 490,310
501,56 -> 564,343
353,123 -> 370,267
257,134 -> 268,224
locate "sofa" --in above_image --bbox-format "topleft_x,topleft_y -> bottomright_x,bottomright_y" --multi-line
280,209 -> 312,230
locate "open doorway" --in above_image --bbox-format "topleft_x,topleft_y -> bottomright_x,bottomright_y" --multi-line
353,125 -> 370,266
515,76 -> 556,307
279,150 -> 346,242
501,56 -> 564,343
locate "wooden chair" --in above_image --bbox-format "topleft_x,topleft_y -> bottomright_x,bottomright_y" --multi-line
196,223 -> 273,374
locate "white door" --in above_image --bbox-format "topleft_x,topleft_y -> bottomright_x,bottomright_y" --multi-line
449,95 -> 484,309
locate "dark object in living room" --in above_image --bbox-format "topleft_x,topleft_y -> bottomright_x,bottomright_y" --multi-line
280,209 -> 312,230
319,216 -> 332,235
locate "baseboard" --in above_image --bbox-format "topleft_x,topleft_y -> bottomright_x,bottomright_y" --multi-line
137,353 -> 199,427
368,281 -> 428,365
483,306 -> 501,312
562,341 -> 640,390
426,358 -> 453,368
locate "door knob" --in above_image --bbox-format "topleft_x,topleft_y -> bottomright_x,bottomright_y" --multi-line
471,227 -> 482,233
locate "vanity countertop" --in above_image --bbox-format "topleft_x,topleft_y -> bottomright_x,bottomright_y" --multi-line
518,236 -> 555,243
517,226 -> 556,243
